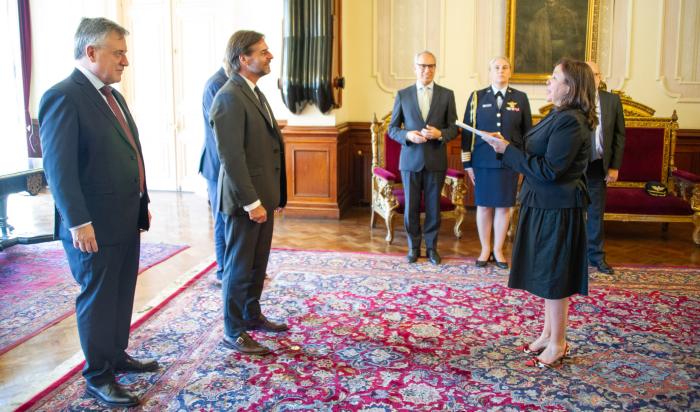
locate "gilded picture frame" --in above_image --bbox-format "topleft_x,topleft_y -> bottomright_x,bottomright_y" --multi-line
505,0 -> 600,83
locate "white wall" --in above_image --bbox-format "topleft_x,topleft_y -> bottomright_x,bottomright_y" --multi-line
28,0 -> 700,129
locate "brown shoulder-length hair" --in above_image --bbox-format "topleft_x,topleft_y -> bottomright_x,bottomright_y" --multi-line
555,58 -> 598,130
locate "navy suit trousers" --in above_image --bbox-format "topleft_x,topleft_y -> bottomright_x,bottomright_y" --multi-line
400,170 -> 446,251
62,235 -> 140,385
586,159 -> 607,263
205,178 -> 225,280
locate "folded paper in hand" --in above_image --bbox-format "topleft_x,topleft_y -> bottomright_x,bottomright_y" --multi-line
455,120 -> 498,141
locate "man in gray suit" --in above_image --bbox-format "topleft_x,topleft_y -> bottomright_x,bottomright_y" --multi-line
388,51 -> 458,265
585,61 -> 625,275
210,30 -> 288,355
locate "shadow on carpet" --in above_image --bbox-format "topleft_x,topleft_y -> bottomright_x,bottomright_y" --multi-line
0,241 -> 188,355
19,250 -> 700,411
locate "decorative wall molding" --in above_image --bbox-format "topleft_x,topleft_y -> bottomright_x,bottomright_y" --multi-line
658,0 -> 700,101
373,0 -> 445,93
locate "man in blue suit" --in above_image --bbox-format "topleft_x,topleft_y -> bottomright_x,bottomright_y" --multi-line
200,65 -> 228,284
388,51 -> 458,265
39,17 -> 157,408
585,61 -> 625,275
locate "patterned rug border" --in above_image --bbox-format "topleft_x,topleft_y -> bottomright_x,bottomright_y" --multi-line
271,247 -> 700,270
14,259 -> 216,412
0,244 -> 189,356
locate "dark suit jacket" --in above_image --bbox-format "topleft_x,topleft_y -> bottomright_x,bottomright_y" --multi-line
209,74 -> 287,215
502,108 -> 591,209
461,86 -> 532,168
199,67 -> 228,181
597,90 -> 625,171
39,69 -> 149,245
388,83 -> 458,172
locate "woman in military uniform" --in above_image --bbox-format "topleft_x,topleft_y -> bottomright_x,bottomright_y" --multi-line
461,56 -> 532,268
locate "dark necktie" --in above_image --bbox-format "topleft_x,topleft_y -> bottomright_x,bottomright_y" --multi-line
254,86 -> 272,124
100,85 -> 145,193
495,91 -> 504,109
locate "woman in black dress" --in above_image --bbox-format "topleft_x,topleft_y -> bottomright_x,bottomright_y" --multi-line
481,58 -> 596,368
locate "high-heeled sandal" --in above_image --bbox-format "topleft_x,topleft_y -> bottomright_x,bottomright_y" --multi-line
525,344 -> 570,369
515,343 -> 544,355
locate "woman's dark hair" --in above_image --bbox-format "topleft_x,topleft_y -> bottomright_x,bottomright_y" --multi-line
556,58 -> 598,129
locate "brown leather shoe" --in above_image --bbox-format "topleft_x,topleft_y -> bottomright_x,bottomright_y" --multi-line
250,315 -> 289,332
86,381 -> 139,407
222,332 -> 271,355
114,354 -> 159,373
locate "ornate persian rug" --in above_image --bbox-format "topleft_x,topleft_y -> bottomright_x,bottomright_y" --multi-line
19,250 -> 700,411
0,241 -> 188,355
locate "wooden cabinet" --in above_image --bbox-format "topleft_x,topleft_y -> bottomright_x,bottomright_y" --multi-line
281,125 -> 351,218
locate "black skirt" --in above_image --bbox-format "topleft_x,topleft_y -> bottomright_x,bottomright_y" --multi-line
508,205 -> 588,299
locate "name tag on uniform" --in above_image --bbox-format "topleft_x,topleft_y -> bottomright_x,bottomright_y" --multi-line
481,103 -> 492,108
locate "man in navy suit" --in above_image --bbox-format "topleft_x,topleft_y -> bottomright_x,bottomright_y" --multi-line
388,51 -> 458,265
200,66 -> 228,284
585,61 -> 625,275
39,17 -> 157,408
210,31 -> 288,356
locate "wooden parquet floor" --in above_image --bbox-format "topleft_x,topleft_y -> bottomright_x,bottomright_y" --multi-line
1,190 -> 698,409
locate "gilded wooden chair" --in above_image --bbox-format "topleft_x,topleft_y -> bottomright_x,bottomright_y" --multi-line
369,112 -> 468,243
537,92 -> 700,244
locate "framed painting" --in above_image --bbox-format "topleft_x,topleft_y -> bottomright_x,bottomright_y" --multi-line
505,0 -> 600,83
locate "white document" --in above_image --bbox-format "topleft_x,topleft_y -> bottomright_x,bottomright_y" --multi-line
455,120 -> 499,142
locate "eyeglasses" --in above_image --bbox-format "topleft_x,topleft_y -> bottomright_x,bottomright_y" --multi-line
416,64 -> 436,70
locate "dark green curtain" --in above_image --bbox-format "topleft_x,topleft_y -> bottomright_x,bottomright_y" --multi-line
281,0 -> 335,114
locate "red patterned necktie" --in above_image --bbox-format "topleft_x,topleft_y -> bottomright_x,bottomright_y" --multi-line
100,85 -> 145,193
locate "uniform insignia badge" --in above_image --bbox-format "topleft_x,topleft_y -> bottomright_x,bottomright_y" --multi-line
482,103 -> 492,108
506,101 -> 519,112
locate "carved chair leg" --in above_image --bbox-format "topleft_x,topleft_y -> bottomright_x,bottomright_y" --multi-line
385,213 -> 395,244
693,213 -> 700,246
453,206 -> 465,238
370,209 -> 376,229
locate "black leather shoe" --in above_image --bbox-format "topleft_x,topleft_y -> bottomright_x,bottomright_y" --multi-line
250,315 -> 289,332
406,249 -> 419,263
474,259 -> 488,268
426,249 -> 441,265
86,381 -> 139,407
222,332 -> 271,355
114,354 -> 159,373
494,260 -> 509,270
593,260 -> 614,274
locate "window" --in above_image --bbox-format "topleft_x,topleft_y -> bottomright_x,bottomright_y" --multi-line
0,0 -> 29,172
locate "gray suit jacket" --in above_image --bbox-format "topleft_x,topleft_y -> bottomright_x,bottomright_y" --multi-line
209,74 -> 287,215
388,83 -> 458,172
598,90 -> 626,172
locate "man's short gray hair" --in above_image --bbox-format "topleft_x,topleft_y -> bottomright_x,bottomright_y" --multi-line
74,17 -> 129,60
414,50 -> 436,63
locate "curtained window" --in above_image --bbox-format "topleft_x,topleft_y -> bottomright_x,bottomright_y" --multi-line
0,0 -> 28,170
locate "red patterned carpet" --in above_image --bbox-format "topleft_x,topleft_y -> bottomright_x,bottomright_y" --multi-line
18,250 -> 700,411
0,241 -> 188,355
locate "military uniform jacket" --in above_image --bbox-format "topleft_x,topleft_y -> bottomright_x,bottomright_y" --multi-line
461,86 -> 532,169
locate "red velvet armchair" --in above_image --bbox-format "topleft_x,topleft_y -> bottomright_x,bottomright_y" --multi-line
536,92 -> 700,244
604,108 -> 700,244
370,113 -> 467,243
